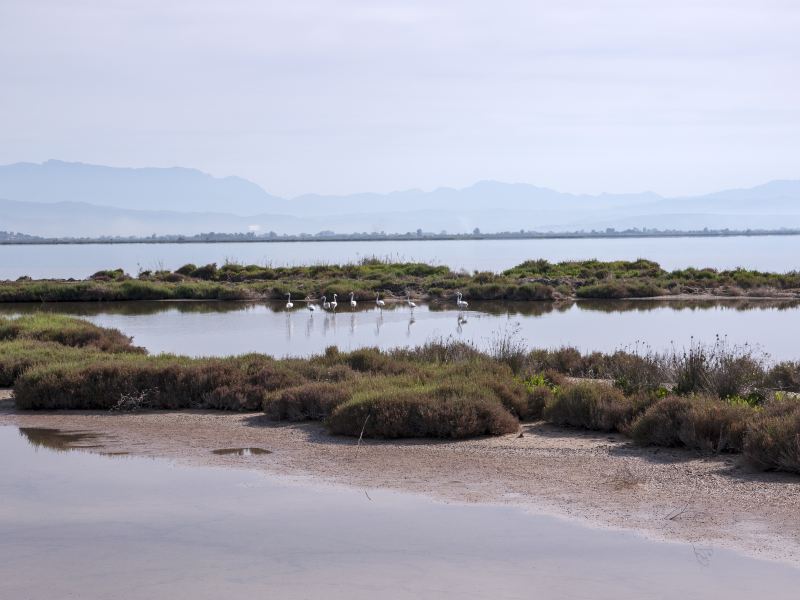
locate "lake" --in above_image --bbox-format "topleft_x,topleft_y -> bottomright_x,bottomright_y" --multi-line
2,235 -> 800,280
1,425 -> 798,599
3,298 -> 799,361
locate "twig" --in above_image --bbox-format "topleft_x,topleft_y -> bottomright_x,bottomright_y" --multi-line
355,413 -> 370,457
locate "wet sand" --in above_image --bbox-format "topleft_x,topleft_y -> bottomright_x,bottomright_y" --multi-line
2,392 -> 799,567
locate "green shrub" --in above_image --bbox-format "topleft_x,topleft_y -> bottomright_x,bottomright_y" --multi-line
0,314 -> 143,353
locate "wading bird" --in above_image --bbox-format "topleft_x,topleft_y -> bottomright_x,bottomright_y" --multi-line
350,291 -> 357,308
456,292 -> 468,310
322,295 -> 331,310
331,293 -> 338,311
406,294 -> 416,309
285,293 -> 294,309
375,293 -> 385,309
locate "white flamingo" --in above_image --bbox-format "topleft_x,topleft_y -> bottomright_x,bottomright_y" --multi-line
406,293 -> 416,309
330,293 -> 338,311
308,302 -> 317,312
375,293 -> 385,310
350,291 -> 357,308
285,293 -> 294,309
322,295 -> 331,310
456,292 -> 468,310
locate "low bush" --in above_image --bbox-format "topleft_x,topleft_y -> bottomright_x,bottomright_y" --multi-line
0,314 -> 143,353
14,354 -> 304,411
543,382 -> 632,431
743,398 -> 800,473
629,396 -> 693,447
264,382 -> 352,421
327,386 -> 518,438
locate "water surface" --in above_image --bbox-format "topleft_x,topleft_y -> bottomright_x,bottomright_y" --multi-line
2,236 -> 800,279
1,425 -> 798,599
3,299 -> 799,360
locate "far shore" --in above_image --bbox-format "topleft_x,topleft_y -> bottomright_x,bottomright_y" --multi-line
2,392 -> 798,568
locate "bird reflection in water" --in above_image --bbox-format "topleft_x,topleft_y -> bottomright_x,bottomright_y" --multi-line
456,313 -> 468,334
375,312 -> 383,336
407,314 -> 416,337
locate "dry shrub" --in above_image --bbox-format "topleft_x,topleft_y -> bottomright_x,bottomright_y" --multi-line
678,399 -> 754,453
630,395 -> 752,452
543,382 -> 631,431
525,385 -> 553,420
328,387 -> 518,439
764,362 -> 800,392
264,382 -> 352,421
630,396 -> 693,447
744,398 -> 800,473
14,355 -> 303,411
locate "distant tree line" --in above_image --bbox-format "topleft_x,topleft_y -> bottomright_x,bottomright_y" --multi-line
2,227 -> 800,245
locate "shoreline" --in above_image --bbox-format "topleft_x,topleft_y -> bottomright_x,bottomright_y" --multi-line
3,397 -> 798,568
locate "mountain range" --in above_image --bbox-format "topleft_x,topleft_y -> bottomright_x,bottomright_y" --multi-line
1,160 -> 799,237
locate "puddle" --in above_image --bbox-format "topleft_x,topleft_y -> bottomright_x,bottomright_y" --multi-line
1,425 -> 798,599
212,447 -> 272,456
17,427 -> 106,452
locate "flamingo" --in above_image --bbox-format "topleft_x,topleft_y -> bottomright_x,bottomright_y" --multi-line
285,293 -> 294,309
375,293 -> 385,309
456,292 -> 468,310
330,293 -> 338,311
307,302 -> 317,312
350,291 -> 357,308
406,293 -> 416,309
322,295 -> 331,310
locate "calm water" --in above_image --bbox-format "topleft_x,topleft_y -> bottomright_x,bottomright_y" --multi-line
2,236 -> 800,279
1,425 -> 798,599
3,299 -> 800,360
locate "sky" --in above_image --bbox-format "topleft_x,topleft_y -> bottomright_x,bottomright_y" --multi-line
0,0 -> 798,198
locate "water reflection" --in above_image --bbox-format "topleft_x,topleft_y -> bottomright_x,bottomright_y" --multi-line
1,299 -> 800,360
1,425 -> 799,599
211,447 -> 271,457
18,427 -> 106,453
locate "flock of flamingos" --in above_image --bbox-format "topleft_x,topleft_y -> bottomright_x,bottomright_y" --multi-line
283,291 -> 469,312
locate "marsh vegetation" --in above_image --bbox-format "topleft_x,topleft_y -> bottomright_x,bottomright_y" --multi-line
2,258 -> 800,303
2,314 -> 799,474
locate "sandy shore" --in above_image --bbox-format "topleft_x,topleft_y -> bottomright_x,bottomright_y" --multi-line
2,390 -> 799,566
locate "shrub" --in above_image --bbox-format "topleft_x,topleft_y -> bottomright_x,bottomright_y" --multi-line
14,354 -> 303,411
630,396 -> 693,447
764,362 -> 800,392
543,382 -> 630,431
678,398 -> 754,452
743,398 -> 800,473
328,387 -> 518,439
524,385 -> 553,420
0,314 -> 143,354
264,382 -> 352,421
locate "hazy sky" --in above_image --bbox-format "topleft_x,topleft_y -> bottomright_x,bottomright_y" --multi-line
1,0 -> 798,197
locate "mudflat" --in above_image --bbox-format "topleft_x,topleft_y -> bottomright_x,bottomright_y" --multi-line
2,399 -> 798,567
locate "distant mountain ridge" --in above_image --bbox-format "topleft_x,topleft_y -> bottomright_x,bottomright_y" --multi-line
0,160 -> 282,215
0,160 -> 799,237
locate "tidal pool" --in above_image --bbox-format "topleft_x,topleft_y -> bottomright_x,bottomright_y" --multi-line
0,425 -> 798,599
2,298 -> 800,360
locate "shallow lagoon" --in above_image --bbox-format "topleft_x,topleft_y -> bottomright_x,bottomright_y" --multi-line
2,236 -> 800,280
1,425 -> 799,599
2,298 -> 799,360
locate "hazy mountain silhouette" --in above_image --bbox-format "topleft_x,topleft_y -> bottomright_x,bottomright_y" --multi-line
0,160 -> 282,215
0,160 -> 798,237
